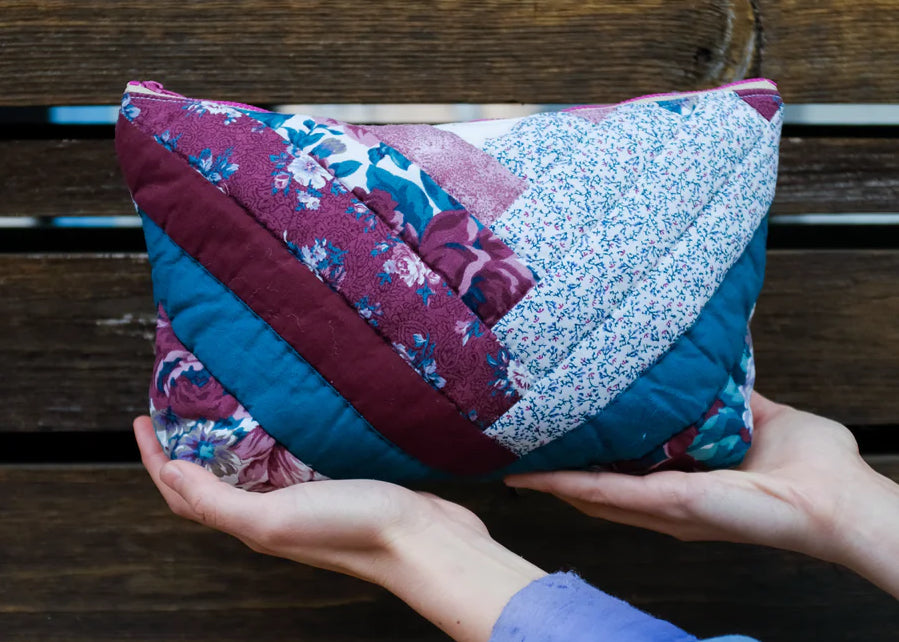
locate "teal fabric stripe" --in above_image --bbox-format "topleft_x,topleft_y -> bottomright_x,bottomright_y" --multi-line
488,219 -> 768,478
142,214 -> 448,482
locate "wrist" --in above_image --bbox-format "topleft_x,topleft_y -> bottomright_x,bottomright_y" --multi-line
375,517 -> 547,642
829,459 -> 899,597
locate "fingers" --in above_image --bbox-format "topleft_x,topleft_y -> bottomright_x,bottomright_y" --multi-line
133,416 -> 195,516
506,470 -> 724,541
132,416 -> 267,540
506,470 -> 695,519
549,492 -> 696,539
157,459 -> 265,538
133,415 -> 164,466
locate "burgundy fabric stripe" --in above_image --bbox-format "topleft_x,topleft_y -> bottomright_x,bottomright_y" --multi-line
734,88 -> 782,122
125,91 -> 519,429
116,117 -> 517,475
302,115 -> 537,328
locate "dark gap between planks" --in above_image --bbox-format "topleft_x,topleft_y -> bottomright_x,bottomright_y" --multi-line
3,118 -> 899,141
0,426 -> 897,465
3,112 -> 899,251
4,224 -> 899,253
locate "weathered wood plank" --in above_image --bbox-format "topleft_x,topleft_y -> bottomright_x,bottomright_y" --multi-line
0,0 -> 758,106
774,136 -> 899,216
0,255 -> 155,428
752,250 -> 899,420
1,139 -> 129,218
2,0 -> 896,105
4,136 -> 898,218
758,0 -> 899,103
1,251 -> 897,431
0,464 -> 896,641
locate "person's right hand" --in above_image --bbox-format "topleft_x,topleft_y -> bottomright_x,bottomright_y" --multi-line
505,393 -> 899,598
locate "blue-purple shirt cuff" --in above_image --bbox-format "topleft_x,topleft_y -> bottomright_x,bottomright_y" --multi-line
489,571 -> 759,642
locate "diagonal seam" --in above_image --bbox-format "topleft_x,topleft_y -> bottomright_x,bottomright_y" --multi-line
537,98 -> 769,382
118,115 -> 518,476
120,98 -> 519,431
511,93 -> 766,382
142,213 -> 441,481
250,111 -> 538,327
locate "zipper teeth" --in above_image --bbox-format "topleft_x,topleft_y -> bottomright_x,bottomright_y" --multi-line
621,78 -> 777,105
125,77 -> 779,122
564,78 -> 778,113
125,82 -> 269,112
125,84 -> 182,99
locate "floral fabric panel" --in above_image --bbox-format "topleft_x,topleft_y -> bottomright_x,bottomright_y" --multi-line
150,305 -> 327,492
244,111 -> 538,327
365,123 -> 528,227
122,119 -> 519,477
603,334 -> 756,473
490,92 -> 769,382
126,92 -> 524,428
483,98 -> 782,454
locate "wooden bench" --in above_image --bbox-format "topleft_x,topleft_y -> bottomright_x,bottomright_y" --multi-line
1,2 -> 897,639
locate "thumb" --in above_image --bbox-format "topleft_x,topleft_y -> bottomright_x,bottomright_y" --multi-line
159,460 -> 262,536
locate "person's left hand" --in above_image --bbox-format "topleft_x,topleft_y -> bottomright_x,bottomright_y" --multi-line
134,415 -> 487,583
135,415 -> 546,642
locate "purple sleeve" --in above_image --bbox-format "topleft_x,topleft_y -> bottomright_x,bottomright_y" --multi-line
489,572 -> 759,642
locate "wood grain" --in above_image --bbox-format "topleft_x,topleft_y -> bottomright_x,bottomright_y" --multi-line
4,136 -> 898,218
774,136 -> 899,216
2,0 -> 896,105
1,251 -> 897,432
0,463 -> 897,641
757,0 -> 899,103
0,0 -> 755,105
752,250 -> 899,419
0,255 -> 155,429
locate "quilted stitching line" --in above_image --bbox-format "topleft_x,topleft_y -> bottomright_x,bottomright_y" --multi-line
256,113 -> 538,328
615,240 -> 763,466
123,97 -> 520,428
487,107 -> 681,374
484,114 -> 779,453
141,211 -> 448,479
545,96 -> 766,370
612,338 -> 756,471
149,302 -> 328,488
491,92 -> 766,382
482,224 -> 767,478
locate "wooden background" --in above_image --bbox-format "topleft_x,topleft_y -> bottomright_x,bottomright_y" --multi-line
1,1 -> 897,640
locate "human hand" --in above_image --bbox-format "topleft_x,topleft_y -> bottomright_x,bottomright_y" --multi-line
504,393 -> 899,597
134,416 -> 545,641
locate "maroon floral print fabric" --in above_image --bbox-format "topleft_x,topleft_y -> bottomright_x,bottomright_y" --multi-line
118,114 -> 519,474
125,92 -> 522,428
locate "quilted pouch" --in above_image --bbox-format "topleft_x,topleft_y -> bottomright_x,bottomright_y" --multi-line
115,79 -> 783,490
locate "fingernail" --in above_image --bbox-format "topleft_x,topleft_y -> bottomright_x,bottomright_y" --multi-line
160,461 -> 183,488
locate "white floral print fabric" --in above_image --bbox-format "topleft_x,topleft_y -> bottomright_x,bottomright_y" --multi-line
481,94 -> 782,454
489,92 -> 770,382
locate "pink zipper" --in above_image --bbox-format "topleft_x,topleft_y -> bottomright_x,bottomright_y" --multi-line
619,77 -> 777,104
563,77 -> 778,112
127,80 -> 185,98
127,77 -> 777,123
126,80 -> 269,112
